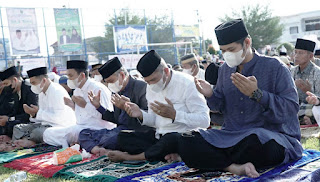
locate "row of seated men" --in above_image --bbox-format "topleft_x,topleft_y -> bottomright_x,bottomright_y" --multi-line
0,18 -> 309,178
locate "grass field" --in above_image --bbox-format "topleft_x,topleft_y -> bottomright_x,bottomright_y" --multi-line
0,137 -> 319,181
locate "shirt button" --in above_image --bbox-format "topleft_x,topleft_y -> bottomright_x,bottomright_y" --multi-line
240,97 -> 243,100
240,111 -> 244,114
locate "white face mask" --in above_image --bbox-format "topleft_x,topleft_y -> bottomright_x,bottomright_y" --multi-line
108,78 -> 122,93
223,46 -> 248,68
94,75 -> 103,82
31,80 -> 43,94
67,75 -> 80,89
149,71 -> 166,93
182,68 -> 193,75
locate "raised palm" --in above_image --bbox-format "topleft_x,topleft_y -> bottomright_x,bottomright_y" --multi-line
194,78 -> 213,97
88,90 -> 101,109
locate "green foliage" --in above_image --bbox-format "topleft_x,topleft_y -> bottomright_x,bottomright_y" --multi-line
207,44 -> 216,55
277,42 -> 294,55
87,9 -> 176,64
205,39 -> 212,53
220,4 -> 283,48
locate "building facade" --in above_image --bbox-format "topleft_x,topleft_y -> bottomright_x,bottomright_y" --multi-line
280,10 -> 320,48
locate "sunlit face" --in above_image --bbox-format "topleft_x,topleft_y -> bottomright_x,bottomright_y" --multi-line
181,62 -> 193,69
103,73 -> 118,86
67,69 -> 80,80
144,69 -> 164,85
30,77 -> 43,86
294,49 -> 312,66
219,42 -> 244,55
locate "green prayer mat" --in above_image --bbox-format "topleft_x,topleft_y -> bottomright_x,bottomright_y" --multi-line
0,144 -> 61,164
53,156 -> 167,182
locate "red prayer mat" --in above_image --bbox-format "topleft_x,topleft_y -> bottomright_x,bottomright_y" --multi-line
3,151 -> 98,178
300,123 -> 319,128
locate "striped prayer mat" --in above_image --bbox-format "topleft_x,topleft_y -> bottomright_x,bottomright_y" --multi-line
119,150 -> 320,182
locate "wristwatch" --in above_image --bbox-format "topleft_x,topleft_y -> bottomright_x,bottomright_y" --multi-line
250,89 -> 263,102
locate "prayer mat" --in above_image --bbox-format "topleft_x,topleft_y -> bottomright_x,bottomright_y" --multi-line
300,124 -> 318,128
119,150 -> 320,182
0,143 -> 60,164
53,156 -> 167,181
3,151 -> 97,178
300,126 -> 320,138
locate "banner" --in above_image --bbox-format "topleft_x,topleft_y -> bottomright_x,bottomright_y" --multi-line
174,25 -> 200,37
54,8 -> 82,52
6,8 -> 40,55
114,26 -> 148,53
109,54 -> 143,69
15,57 -> 47,77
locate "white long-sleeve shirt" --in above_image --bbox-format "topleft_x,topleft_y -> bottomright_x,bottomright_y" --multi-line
142,70 -> 210,138
73,78 -> 115,129
43,79 -> 116,147
31,82 -> 76,127
196,68 -> 205,80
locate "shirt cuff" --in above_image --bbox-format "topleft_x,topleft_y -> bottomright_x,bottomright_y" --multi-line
97,105 -> 106,114
35,109 -> 42,120
259,90 -> 269,108
173,110 -> 182,124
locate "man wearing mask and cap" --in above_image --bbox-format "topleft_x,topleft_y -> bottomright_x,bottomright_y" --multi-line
59,75 -> 73,97
181,53 -> 205,80
78,57 -> 152,156
291,38 -> 320,125
132,19 -> 302,178
0,66 -> 38,143
90,63 -> 103,82
43,60 -> 116,148
107,50 -> 210,163
4,67 -> 77,149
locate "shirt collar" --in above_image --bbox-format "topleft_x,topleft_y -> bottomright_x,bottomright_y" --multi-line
298,61 -> 314,74
164,70 -> 175,91
80,78 -> 91,91
42,82 -> 53,96
241,51 -> 259,73
119,76 -> 132,95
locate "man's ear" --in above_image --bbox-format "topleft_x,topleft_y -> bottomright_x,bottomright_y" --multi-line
244,37 -> 251,49
40,78 -> 46,87
164,67 -> 170,76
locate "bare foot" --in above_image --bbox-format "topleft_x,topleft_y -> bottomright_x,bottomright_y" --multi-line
13,139 -> 36,148
0,143 -> 17,152
164,153 -> 182,163
91,146 -> 111,156
0,135 -> 11,143
225,162 -> 259,178
303,116 -> 312,125
108,150 -> 129,162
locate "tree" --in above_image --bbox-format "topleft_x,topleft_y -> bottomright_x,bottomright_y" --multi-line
207,44 -> 216,55
220,4 -> 283,49
89,9 -> 175,64
276,42 -> 294,55
205,39 -> 212,52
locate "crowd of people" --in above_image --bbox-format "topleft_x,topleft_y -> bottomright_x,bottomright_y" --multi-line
1,18 -> 320,178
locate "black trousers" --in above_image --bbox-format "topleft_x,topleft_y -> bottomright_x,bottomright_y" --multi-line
117,130 -> 179,162
118,130 -> 285,170
177,132 -> 285,171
